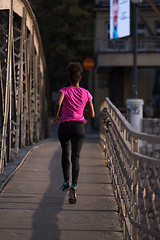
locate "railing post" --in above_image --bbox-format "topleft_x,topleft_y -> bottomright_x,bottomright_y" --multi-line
131,137 -> 139,240
124,129 -> 127,141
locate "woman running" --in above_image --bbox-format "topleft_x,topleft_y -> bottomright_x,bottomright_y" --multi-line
53,62 -> 95,204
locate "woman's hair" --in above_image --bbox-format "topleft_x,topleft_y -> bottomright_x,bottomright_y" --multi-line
67,62 -> 83,83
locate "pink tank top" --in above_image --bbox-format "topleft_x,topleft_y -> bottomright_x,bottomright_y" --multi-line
59,86 -> 93,123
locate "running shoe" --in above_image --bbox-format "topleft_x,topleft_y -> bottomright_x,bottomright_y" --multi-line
68,185 -> 77,204
60,182 -> 71,192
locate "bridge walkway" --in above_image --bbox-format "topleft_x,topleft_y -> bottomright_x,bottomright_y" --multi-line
0,126 -> 123,240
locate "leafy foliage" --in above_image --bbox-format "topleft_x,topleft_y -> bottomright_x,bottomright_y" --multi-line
31,0 -> 94,91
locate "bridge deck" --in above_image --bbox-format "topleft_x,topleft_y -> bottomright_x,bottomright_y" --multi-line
0,127 -> 123,240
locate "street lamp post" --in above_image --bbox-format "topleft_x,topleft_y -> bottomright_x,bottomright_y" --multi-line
126,0 -> 144,133
132,0 -> 143,98
133,2 -> 138,98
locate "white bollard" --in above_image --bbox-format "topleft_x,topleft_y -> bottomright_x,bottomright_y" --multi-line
126,99 -> 144,132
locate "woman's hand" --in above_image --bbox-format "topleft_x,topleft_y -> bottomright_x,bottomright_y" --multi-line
53,116 -> 60,124
84,101 -> 95,118
53,92 -> 64,124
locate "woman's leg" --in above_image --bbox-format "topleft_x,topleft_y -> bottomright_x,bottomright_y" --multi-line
70,122 -> 84,185
58,123 -> 70,182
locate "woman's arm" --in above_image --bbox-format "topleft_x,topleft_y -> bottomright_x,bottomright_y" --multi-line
84,100 -> 95,118
53,91 -> 64,124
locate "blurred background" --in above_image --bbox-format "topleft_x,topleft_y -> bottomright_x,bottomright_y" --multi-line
29,0 -> 160,128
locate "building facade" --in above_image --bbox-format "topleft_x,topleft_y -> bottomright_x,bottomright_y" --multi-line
94,0 -> 160,126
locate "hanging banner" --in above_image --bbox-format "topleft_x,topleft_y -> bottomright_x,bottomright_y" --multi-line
110,0 -> 130,39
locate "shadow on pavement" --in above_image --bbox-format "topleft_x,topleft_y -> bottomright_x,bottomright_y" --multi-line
31,123 -> 100,240
31,140 -> 65,240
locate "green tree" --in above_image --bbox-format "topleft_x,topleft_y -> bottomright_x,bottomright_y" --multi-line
31,0 -> 94,90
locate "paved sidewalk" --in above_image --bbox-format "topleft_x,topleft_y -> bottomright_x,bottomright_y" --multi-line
0,131 -> 123,240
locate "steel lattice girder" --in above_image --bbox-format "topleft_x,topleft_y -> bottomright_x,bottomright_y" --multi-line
0,0 -> 49,173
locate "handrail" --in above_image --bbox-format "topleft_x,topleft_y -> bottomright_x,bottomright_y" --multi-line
100,98 -> 160,240
104,98 -> 160,143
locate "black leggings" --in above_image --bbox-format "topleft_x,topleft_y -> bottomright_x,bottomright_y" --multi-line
58,121 -> 85,185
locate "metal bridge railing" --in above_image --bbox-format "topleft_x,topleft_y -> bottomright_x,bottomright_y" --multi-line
100,98 -> 160,240
0,0 -> 49,173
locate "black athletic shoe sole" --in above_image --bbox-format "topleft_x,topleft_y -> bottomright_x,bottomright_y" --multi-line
68,188 -> 77,204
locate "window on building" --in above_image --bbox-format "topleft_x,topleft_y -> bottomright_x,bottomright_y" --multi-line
105,21 -> 112,50
155,21 -> 160,36
98,77 -> 108,88
105,21 -> 110,40
138,22 -> 146,37
137,22 -> 146,50
155,21 -> 160,49
95,0 -> 108,5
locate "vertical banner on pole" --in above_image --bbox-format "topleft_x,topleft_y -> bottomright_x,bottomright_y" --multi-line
110,0 -> 130,39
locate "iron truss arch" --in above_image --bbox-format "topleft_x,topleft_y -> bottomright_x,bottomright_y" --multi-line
0,0 -> 50,172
